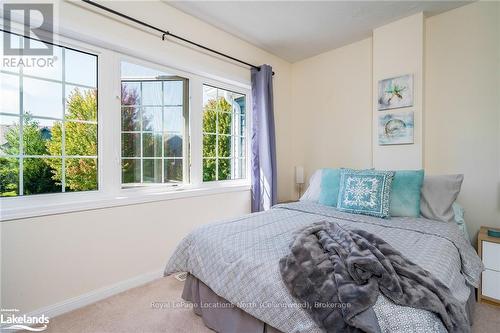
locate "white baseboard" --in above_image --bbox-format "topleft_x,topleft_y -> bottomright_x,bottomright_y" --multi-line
1,269 -> 164,330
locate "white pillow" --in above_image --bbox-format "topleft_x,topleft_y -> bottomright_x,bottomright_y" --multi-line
299,169 -> 323,202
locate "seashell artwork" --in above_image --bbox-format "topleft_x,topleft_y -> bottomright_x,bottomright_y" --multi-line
378,111 -> 414,145
378,74 -> 413,110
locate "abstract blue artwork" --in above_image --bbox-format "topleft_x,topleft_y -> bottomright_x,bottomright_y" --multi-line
378,74 -> 413,110
378,111 -> 414,145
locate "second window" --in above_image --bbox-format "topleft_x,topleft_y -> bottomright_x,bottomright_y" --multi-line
202,85 -> 246,182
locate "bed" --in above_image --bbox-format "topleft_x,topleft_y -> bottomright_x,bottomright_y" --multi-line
164,201 -> 482,333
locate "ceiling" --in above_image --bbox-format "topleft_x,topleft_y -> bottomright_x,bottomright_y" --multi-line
167,1 -> 471,62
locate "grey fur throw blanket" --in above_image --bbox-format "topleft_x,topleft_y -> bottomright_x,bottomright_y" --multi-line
279,221 -> 469,333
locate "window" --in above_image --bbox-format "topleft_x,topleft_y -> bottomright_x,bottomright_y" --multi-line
120,61 -> 188,187
0,33 -> 98,197
202,85 -> 246,181
0,28 -> 251,219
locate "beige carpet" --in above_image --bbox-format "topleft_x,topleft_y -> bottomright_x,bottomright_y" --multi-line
39,276 -> 500,333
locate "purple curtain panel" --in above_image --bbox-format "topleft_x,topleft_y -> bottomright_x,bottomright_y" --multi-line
251,64 -> 277,212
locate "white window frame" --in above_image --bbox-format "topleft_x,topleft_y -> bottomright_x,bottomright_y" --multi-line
117,55 -> 191,192
0,27 -> 252,221
200,82 -> 250,184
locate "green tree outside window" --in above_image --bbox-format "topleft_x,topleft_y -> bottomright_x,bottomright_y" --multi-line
203,97 -> 232,181
0,89 -> 98,196
46,89 -> 98,191
0,115 -> 60,196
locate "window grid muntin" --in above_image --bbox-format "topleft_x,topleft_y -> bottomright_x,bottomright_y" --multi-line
1,70 -> 96,91
120,78 -> 187,185
202,85 -> 246,181
18,63 -> 24,194
0,34 -> 98,197
61,47 -> 66,192
161,81 -> 165,182
139,81 -> 144,183
0,112 -> 97,124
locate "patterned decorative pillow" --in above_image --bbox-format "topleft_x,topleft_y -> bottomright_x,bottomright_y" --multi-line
337,169 -> 395,218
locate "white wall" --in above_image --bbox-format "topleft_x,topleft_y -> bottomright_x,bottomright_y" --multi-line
372,13 -> 424,170
291,38 -> 373,180
290,2 -> 500,241
1,191 -> 250,313
424,1 -> 500,243
1,0 -> 293,314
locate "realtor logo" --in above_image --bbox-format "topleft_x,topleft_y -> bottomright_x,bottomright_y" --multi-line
3,3 -> 53,56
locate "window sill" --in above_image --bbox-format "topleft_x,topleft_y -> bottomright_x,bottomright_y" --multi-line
0,183 -> 251,222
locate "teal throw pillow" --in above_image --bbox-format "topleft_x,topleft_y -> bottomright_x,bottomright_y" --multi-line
318,168 -> 341,206
337,169 -> 395,218
390,170 -> 425,217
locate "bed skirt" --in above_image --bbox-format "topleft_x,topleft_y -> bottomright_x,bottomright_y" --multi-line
182,274 -> 282,333
182,274 -> 476,333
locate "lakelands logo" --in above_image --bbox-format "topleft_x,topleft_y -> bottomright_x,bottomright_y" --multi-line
1,308 -> 49,331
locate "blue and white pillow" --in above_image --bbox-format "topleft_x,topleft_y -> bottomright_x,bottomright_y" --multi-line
337,169 -> 395,218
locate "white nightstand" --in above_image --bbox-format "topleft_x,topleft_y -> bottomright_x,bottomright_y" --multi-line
478,226 -> 500,306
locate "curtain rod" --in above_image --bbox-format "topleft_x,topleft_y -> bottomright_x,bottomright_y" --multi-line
81,0 -> 274,75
